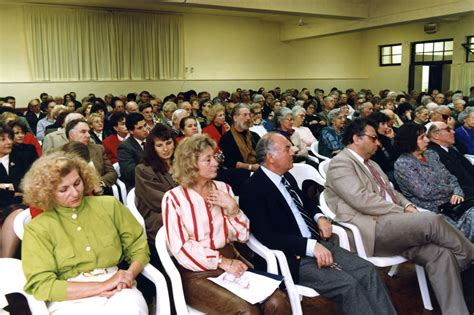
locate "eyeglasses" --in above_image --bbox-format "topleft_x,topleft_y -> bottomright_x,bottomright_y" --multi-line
441,114 -> 451,120
361,134 -> 379,142
253,111 -> 262,115
436,126 -> 452,133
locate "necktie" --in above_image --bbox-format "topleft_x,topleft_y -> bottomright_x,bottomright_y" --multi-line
141,141 -> 146,150
364,160 -> 398,203
281,177 -> 320,239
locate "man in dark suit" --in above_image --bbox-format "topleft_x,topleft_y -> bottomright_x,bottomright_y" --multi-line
24,98 -> 46,135
240,132 -> 395,315
427,121 -> 474,196
117,113 -> 149,189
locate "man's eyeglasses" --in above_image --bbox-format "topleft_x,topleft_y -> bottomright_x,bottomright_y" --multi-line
361,134 -> 379,142
441,114 -> 451,120
436,126 -> 452,133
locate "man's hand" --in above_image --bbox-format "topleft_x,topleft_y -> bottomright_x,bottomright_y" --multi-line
404,205 -> 418,213
317,217 -> 332,239
313,243 -> 333,269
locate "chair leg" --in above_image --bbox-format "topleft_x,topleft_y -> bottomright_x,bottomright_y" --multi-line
415,264 -> 433,310
387,264 -> 399,277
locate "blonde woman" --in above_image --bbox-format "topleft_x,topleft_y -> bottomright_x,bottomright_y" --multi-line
21,152 -> 149,314
87,113 -> 109,144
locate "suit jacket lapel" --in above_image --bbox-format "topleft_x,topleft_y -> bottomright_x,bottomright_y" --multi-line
341,149 -> 378,188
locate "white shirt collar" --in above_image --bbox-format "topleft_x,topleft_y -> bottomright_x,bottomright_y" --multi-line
347,148 -> 365,164
0,154 -> 10,175
261,165 -> 284,187
117,134 -> 129,142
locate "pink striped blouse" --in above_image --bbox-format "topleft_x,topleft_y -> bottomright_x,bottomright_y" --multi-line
162,180 -> 250,272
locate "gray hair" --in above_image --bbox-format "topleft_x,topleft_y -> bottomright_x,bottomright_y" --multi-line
432,105 -> 450,114
427,121 -> 445,139
64,113 -> 84,125
327,108 -> 342,124
172,109 -> 186,122
421,95 -> 433,106
292,105 -> 306,117
252,94 -> 265,102
323,96 -> 334,104
231,103 -> 250,119
426,102 -> 438,112
256,132 -> 279,164
275,107 -> 292,125
458,107 -> 474,124
452,93 -> 463,101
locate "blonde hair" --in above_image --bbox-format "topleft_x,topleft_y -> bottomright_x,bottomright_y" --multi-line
87,113 -> 103,126
22,152 -> 100,210
208,104 -> 225,123
172,134 -> 216,187
0,112 -> 18,124
51,105 -> 67,119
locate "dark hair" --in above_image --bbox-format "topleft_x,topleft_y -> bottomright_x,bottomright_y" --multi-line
139,91 -> 150,97
39,92 -> 48,99
125,113 -> 144,131
5,96 -> 15,102
65,118 -> 87,139
7,119 -> 28,134
112,97 -> 123,109
393,122 -> 426,153
109,112 -> 127,134
91,103 -> 106,115
55,111 -> 69,128
395,102 -> 414,116
179,116 -> 196,130
62,141 -> 91,162
142,124 -> 175,173
0,122 -> 13,138
139,103 -> 152,112
342,118 -> 378,145
368,111 -> 389,132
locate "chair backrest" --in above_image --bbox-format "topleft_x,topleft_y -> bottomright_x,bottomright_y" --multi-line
318,159 -> 331,180
288,163 -> 325,188
13,209 -> 32,240
464,154 -> 474,165
113,162 -> 121,177
318,192 -> 336,221
126,188 -> 146,234
0,258 -> 49,315
156,227 -> 191,315
310,141 -> 330,161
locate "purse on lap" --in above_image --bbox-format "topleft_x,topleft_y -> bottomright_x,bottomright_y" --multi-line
438,198 -> 474,221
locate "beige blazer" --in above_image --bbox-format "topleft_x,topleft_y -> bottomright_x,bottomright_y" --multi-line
324,148 -> 410,256
88,144 -> 118,187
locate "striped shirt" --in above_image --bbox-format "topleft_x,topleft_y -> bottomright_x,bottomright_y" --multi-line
162,180 -> 250,272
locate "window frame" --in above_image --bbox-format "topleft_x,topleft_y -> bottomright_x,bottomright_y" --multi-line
412,38 -> 453,65
379,43 -> 402,67
465,36 -> 474,63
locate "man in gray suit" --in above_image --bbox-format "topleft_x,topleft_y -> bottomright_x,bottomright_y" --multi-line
325,118 -> 474,315
42,113 -> 83,154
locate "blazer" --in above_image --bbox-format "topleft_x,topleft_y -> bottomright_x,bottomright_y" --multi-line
117,137 -> 144,189
427,142 -> 474,197
135,164 -> 177,245
0,144 -> 38,207
42,129 -> 68,155
324,148 -> 410,256
239,167 -> 321,282
87,144 -> 117,187
102,134 -> 122,164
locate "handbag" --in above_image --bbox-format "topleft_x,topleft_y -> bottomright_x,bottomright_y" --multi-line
438,198 -> 474,221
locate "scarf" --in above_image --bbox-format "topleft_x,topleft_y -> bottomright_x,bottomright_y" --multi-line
230,126 -> 257,164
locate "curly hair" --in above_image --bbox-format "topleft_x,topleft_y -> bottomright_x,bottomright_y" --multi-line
393,122 -> 426,153
21,152 -> 100,210
172,134 -> 216,187
208,104 -> 225,123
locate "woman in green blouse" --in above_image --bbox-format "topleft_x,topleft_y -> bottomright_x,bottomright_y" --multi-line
21,152 -> 150,315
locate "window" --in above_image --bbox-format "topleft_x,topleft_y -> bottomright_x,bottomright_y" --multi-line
380,44 -> 402,66
465,36 -> 474,62
414,39 -> 453,63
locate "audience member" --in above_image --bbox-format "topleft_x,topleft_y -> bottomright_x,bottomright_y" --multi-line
292,106 -> 316,148
135,124 -> 178,262
358,102 -> 374,118
249,103 -> 268,137
45,105 -> 68,135
42,113 -> 83,154
21,152 -> 149,314
303,99 -> 323,138
163,134 -> 291,314
427,121 -> 474,197
24,98 -> 46,135
162,101 -> 177,128
176,116 -> 199,143
202,104 -> 230,144
66,119 -> 117,193
455,107 -> 474,155
36,100 -> 57,141
413,106 -> 429,126
87,113 -> 108,145
102,112 -> 128,164
324,118 -> 474,315
219,104 -> 260,172
318,108 -> 345,158
317,96 -> 335,126
139,103 -> 156,132
431,105 -> 455,129
240,132 -> 396,315
117,113 -> 148,189
393,122 -> 474,241
126,101 -> 139,113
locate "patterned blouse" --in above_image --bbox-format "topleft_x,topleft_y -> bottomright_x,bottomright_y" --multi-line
394,150 -> 464,212
162,180 -> 249,272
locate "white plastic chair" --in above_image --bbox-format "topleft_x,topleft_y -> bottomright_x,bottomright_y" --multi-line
13,209 -> 171,315
318,158 -> 331,180
112,163 -> 128,206
288,162 -> 325,187
0,258 -> 49,315
319,192 -> 433,311
464,154 -> 474,165
310,141 -> 330,161
126,188 -> 146,233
